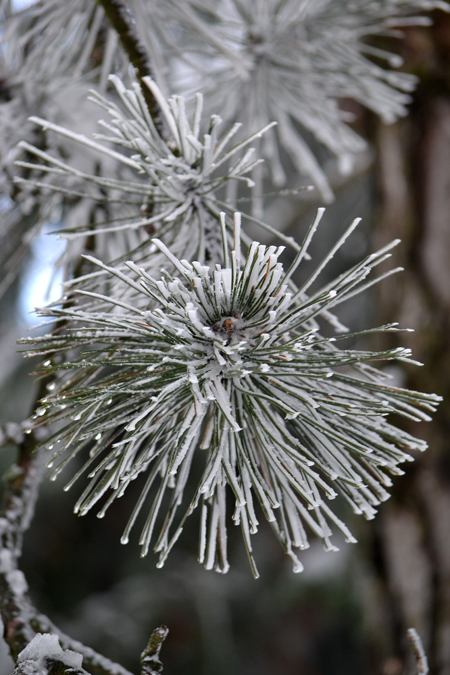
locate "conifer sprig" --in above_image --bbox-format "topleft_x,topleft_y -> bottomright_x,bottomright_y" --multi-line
21,213 -> 441,577
171,0 -> 450,199
15,76 -> 275,266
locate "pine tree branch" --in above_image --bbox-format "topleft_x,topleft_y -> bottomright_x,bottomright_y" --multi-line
30,615 -> 133,675
140,626 -> 169,675
0,435 -> 47,660
96,0 -> 162,128
407,629 -> 429,675
0,429 -> 133,675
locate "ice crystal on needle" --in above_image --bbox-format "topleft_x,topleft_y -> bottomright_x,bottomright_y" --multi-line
22,213 -> 441,577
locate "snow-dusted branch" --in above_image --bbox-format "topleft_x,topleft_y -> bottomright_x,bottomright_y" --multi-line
0,433 -> 47,660
407,629 -> 429,675
12,633 -> 89,675
0,428 -> 133,675
140,626 -> 169,675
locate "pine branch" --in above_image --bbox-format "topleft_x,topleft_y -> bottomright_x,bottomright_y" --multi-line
96,0 -> 162,128
20,213 -> 441,576
0,428 -> 133,675
30,617 -> 133,675
140,626 -> 169,675
0,433 -> 47,660
12,633 -> 89,675
407,629 -> 429,675
18,76 -> 275,267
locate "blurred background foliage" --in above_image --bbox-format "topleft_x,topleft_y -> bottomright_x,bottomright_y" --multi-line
0,5 -> 450,675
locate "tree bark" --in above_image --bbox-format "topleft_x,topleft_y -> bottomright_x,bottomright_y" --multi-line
366,14 -> 450,674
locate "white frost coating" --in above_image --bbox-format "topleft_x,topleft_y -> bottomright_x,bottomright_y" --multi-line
22,212 -> 441,576
18,634 -> 61,663
18,633 -> 83,671
172,0 -> 450,199
5,570 -> 28,596
0,549 -> 14,574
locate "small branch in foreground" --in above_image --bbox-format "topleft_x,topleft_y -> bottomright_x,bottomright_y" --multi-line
0,432 -> 48,660
0,430 -> 132,675
407,628 -> 429,675
30,615 -> 132,675
12,633 -> 89,675
140,626 -> 169,675
96,0 -> 162,127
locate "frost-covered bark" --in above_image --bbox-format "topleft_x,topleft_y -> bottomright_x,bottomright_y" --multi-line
0,424 -> 135,674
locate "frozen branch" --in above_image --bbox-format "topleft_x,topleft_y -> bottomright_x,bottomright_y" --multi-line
12,633 -> 89,675
407,629 -> 429,675
96,0 -> 162,127
0,429 -> 133,675
0,432 -> 48,660
140,626 -> 169,675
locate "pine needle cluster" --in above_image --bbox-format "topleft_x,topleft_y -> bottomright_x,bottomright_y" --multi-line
171,0 -> 450,199
22,213 -> 441,576
15,76 -> 275,266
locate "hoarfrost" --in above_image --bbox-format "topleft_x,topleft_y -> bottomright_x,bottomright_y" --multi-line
17,633 -> 84,673
5,570 -> 28,596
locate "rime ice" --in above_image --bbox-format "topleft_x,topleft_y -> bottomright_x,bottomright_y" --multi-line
20,213 -> 441,577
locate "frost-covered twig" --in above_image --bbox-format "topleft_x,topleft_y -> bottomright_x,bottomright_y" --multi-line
407,628 -> 429,675
11,627 -> 168,675
0,432 -> 48,660
0,429 -> 133,675
140,626 -> 169,675
12,633 -> 88,675
29,617 -> 133,675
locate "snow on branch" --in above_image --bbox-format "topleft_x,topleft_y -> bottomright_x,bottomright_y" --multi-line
0,429 -> 133,675
407,628 -> 429,675
13,633 -> 86,675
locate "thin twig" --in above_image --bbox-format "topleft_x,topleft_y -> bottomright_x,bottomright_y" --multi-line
0,435 -> 47,659
31,615 -> 132,675
407,628 -> 429,675
96,0 -> 162,128
140,626 -> 169,675
0,429 -> 132,675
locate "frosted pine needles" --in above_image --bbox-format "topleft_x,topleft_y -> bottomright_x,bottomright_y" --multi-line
173,0 -> 450,199
22,212 -> 441,577
15,76 -> 275,266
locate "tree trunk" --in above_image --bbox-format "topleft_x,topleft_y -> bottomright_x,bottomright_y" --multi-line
366,14 -> 450,674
